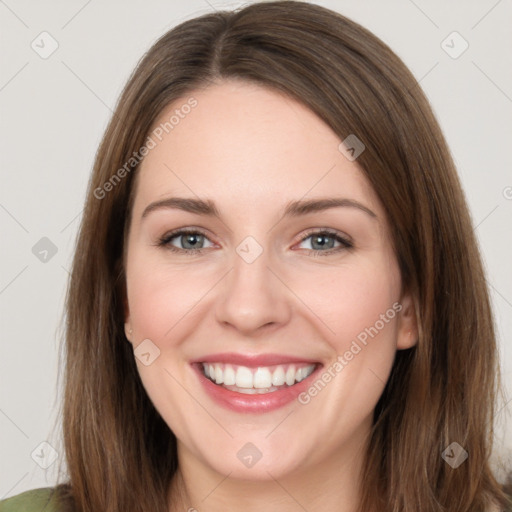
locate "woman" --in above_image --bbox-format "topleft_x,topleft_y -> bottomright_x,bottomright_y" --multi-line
1,1 -> 510,511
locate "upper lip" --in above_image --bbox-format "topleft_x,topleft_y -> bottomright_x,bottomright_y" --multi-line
190,352 -> 321,367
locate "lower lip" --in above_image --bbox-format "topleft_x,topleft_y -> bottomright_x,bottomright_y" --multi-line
192,363 -> 322,413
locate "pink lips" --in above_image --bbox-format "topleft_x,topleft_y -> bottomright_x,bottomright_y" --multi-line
190,352 -> 322,413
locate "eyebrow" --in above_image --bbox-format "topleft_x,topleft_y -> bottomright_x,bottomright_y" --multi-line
141,196 -> 377,220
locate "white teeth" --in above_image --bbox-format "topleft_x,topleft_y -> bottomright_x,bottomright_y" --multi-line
253,367 -> 272,389
297,367 -> 308,382
285,365 -> 296,386
223,365 -> 236,385
201,362 -> 316,392
214,366 -> 223,385
224,385 -> 281,394
272,366 -> 286,386
235,366 -> 253,388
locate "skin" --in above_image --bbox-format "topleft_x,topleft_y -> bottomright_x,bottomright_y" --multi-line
123,79 -> 418,512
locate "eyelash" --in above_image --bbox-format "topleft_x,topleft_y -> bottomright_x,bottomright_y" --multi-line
156,228 -> 353,257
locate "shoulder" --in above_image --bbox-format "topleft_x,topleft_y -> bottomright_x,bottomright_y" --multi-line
0,487 -> 63,512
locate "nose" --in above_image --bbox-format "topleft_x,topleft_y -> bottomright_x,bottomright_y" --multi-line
214,245 -> 292,337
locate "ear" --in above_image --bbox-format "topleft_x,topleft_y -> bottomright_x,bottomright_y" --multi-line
396,290 -> 418,350
124,321 -> 133,344
123,295 -> 133,344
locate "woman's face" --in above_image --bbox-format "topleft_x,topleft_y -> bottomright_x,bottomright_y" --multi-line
124,80 -> 417,480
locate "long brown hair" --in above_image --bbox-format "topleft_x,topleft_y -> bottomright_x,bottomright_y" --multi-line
52,1 -> 511,510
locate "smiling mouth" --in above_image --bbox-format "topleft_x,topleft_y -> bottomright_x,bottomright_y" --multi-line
201,362 -> 318,394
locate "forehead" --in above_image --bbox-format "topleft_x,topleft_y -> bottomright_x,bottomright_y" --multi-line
133,80 -> 383,219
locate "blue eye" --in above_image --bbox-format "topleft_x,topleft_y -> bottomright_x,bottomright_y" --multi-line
158,229 -> 214,254
296,230 -> 353,255
157,228 -> 352,256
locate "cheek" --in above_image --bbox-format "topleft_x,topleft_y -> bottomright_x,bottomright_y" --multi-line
289,263 -> 400,441
125,251 -> 214,342
290,258 -> 401,348
289,259 -> 401,407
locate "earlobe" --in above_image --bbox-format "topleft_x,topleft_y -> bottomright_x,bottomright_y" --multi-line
124,322 -> 133,343
124,301 -> 133,344
123,293 -> 133,343
396,292 -> 418,350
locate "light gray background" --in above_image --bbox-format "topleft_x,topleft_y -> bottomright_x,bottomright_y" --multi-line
1,0 -> 511,499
